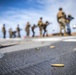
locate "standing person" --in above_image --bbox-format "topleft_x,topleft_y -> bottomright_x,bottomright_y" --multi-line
57,7 -> 66,36
2,24 -> 6,38
38,17 -> 43,37
43,21 -> 51,37
9,28 -> 12,38
16,25 -> 21,38
65,14 -> 74,35
25,22 -> 30,37
31,24 -> 37,37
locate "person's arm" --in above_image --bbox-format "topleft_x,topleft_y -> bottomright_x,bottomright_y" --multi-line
37,21 -> 40,26
47,22 -> 52,25
70,16 -> 74,21
71,16 -> 74,19
57,13 -> 59,23
35,25 -> 38,27
20,29 -> 22,31
2,27 -> 3,32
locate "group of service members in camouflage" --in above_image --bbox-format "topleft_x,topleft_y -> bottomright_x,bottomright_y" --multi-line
57,7 -> 74,36
2,24 -> 22,38
25,17 -> 51,37
2,17 -> 50,38
1,7 -> 74,38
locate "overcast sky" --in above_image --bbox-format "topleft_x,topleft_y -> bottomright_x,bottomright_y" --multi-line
0,0 -> 76,37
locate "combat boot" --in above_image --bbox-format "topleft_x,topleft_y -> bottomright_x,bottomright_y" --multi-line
64,33 -> 67,36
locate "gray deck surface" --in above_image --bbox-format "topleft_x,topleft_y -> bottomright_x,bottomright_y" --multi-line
0,40 -> 76,75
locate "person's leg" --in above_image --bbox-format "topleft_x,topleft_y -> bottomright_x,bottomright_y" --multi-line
9,34 -> 11,38
33,31 -> 35,37
28,31 -> 30,37
62,18 -> 67,36
62,23 -> 66,35
4,32 -> 6,38
13,33 -> 15,38
58,19 -> 63,36
14,33 -> 16,38
66,24 -> 69,35
59,24 -> 62,36
44,29 -> 47,37
40,27 -> 42,36
68,28 -> 71,35
10,34 -> 12,38
27,31 -> 29,37
12,33 -> 13,38
26,31 -> 28,36
4,34 -> 5,38
43,29 -> 45,37
17,32 -> 19,38
39,27 -> 41,36
19,32 -> 21,37
3,33 -> 4,38
18,32 -> 19,37
67,24 -> 71,35
46,30 -> 48,37
32,30 -> 34,37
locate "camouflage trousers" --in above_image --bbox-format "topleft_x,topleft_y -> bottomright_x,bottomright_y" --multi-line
26,30 -> 30,37
32,29 -> 35,37
59,18 -> 66,35
66,23 -> 71,35
39,26 -> 43,36
18,32 -> 21,37
9,34 -> 12,38
3,32 -> 6,38
43,28 -> 48,37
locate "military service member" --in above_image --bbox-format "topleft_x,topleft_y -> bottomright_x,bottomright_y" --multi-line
12,31 -> 17,38
38,17 -> 43,37
2,24 -> 6,38
57,8 -> 66,36
31,24 -> 37,37
9,28 -> 12,38
43,21 -> 51,37
65,14 -> 74,35
16,25 -> 21,38
25,22 -> 30,37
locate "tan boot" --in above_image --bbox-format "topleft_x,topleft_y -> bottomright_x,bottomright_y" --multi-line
60,33 -> 62,36
64,33 -> 67,36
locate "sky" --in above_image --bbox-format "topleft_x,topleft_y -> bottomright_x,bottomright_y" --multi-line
0,0 -> 76,38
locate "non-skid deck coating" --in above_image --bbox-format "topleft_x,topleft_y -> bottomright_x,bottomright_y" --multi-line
0,42 -> 76,75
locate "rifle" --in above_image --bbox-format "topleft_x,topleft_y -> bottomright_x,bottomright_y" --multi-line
20,29 -> 22,31
46,22 -> 52,25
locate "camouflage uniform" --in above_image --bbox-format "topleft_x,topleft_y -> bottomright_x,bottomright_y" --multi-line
2,24 -> 6,38
65,15 -> 74,35
12,31 -> 17,38
57,8 -> 66,36
9,28 -> 12,38
38,17 -> 43,36
43,21 -> 49,37
16,25 -> 21,38
31,24 -> 37,37
25,22 -> 30,37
